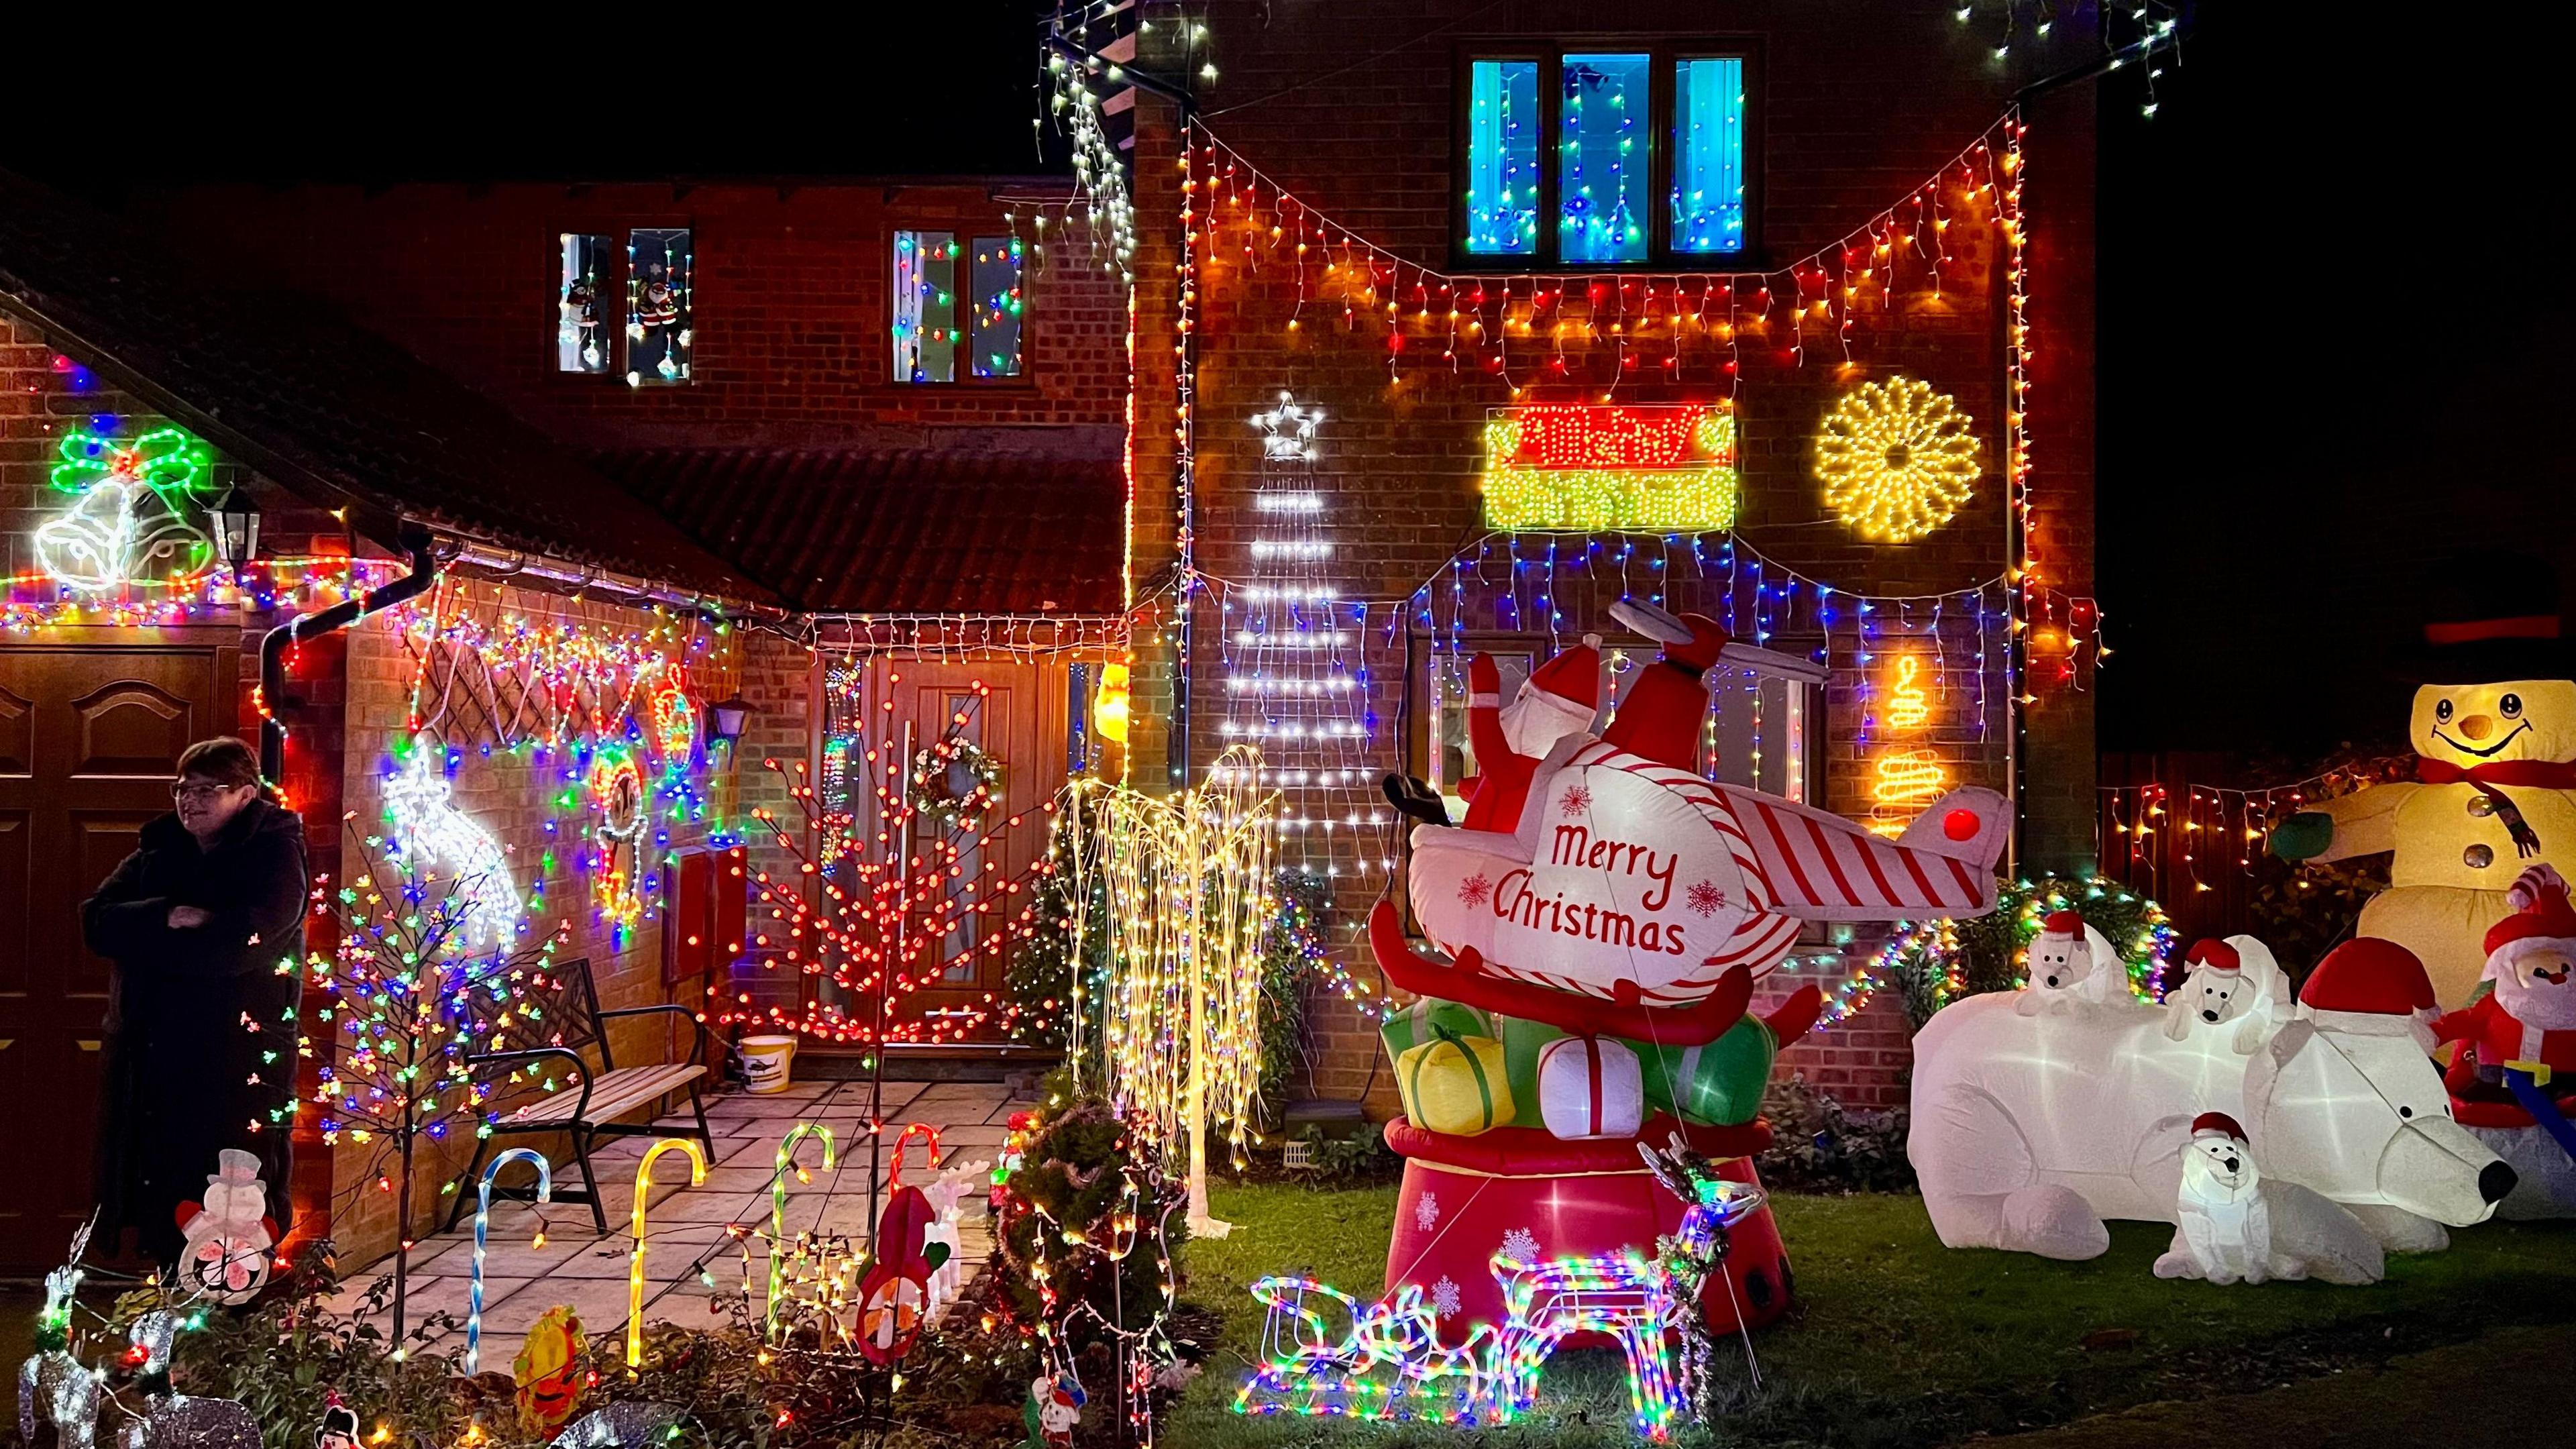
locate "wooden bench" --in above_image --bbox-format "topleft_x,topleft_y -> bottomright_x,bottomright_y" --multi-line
444,957 -> 715,1235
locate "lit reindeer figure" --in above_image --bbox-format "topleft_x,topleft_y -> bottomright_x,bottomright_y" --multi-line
116,1311 -> 258,1449
18,1220 -> 102,1449
1485,1242 -> 1684,1438
1235,1159 -> 1762,1440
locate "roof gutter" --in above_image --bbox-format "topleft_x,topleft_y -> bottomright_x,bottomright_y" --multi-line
260,531 -> 437,785
0,290 -> 777,618
441,539 -> 776,619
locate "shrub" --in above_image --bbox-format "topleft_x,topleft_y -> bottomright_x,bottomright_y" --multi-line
1754,1075 -> 1916,1194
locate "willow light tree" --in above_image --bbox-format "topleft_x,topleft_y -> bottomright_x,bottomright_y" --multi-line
1081,746 -> 1279,1237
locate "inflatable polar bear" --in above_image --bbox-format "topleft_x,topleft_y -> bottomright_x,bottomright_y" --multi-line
1910,936 -> 2516,1260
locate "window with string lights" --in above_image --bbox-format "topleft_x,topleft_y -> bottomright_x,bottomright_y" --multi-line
1424,635 -> 1823,824
891,228 -> 1028,382
1456,42 -> 1758,268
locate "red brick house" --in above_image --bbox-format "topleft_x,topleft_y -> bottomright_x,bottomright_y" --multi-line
1104,1 -> 2109,1114
0,170 -> 1129,1270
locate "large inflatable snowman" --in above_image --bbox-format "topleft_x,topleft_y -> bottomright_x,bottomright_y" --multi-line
1373,600 -> 2009,1338
2275,553 -> 2576,1004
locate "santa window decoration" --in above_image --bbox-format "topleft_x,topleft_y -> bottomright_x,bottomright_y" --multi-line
1479,403 -> 1740,532
625,227 -> 692,386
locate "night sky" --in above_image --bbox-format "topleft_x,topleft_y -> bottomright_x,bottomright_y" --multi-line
7,8 -> 2566,765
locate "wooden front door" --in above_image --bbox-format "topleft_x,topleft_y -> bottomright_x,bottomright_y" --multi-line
825,659 -> 1067,1041
0,636 -> 238,1271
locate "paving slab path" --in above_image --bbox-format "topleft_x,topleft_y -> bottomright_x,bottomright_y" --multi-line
334,1077 -> 1031,1367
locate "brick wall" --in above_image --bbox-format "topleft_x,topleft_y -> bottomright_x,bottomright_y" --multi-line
136,182 -> 1130,453
1127,1 -> 2102,1114
715,625 -> 821,1026
7,320 -> 393,1254
320,582 -> 753,1265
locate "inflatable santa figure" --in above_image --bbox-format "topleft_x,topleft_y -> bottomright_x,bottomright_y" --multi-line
2442,865 -> 2576,1217
2436,864 -> 2576,1091
1375,601 -> 2010,1340
1461,633 -> 1604,831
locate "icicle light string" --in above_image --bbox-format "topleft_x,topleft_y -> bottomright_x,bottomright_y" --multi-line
1184,111 -> 2023,390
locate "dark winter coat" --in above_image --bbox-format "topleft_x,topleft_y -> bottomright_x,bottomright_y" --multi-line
81,797 -> 307,1263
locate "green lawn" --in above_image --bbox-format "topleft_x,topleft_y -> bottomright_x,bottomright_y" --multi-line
1170,1183 -> 2576,1447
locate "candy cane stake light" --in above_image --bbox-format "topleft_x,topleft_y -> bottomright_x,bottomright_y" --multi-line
768,1123 -> 837,1340
468,1148 -> 552,1375
627,1138 -> 708,1366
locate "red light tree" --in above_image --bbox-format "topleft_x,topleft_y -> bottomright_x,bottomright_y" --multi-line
720,682 -> 1061,1047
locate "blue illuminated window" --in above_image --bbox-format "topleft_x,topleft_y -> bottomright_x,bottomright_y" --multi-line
1558,53 -> 1650,264
1458,45 -> 1756,267
1465,60 -> 1539,256
1672,58 -> 1747,254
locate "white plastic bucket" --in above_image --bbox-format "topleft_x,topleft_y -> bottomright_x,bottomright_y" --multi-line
740,1034 -> 798,1094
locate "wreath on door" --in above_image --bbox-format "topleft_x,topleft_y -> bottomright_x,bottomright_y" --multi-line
912,738 -> 1004,829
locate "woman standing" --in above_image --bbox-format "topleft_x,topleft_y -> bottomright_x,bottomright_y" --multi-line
82,737 -> 307,1267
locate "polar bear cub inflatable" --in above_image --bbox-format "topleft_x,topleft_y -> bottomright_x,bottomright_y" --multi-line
1911,936 -> 2514,1260
2152,1112 -> 2381,1285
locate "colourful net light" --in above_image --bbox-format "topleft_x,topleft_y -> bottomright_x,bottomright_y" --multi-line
1481,405 -> 1740,532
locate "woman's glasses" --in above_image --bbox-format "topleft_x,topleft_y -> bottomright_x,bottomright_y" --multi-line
170,782 -> 241,802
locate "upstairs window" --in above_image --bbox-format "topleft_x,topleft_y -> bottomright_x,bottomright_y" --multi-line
1459,44 -> 1756,267
894,229 -> 1025,383
626,227 -> 694,385
556,233 -> 612,373
969,235 -> 1025,378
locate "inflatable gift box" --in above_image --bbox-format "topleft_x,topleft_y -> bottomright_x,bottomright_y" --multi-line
1378,997 -> 1497,1065
1640,1014 -> 1778,1127
1536,1036 -> 1644,1140
1397,1028 -> 1514,1137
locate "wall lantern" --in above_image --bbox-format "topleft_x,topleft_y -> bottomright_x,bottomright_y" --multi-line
706,696 -> 754,749
209,482 -> 262,580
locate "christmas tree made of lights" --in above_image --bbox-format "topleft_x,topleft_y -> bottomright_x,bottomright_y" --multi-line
1220,392 -> 1386,882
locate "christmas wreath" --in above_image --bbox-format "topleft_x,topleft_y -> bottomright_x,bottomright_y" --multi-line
912,737 -> 1004,828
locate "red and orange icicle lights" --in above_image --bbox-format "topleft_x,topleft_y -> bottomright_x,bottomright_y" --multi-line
1188,111 -> 2025,396
722,676 -> 1061,1046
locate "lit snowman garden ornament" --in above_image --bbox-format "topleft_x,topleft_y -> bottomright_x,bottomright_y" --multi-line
176,1150 -> 276,1306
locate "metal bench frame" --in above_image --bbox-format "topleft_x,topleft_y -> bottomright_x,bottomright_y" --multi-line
443,956 -> 716,1235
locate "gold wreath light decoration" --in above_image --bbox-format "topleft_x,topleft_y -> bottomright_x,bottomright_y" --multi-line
1814,376 -> 1981,543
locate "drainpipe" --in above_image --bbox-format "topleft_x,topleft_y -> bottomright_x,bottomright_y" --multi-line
259,531 -> 439,786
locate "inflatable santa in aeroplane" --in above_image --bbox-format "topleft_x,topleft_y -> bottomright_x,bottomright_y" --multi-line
1373,601 -> 2008,1338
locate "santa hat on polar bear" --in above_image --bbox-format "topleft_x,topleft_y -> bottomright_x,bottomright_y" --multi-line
2298,937 -> 2442,1049
2190,1111 -> 2249,1147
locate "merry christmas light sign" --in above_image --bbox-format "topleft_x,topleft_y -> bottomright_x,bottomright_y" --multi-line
1480,404 -> 1739,533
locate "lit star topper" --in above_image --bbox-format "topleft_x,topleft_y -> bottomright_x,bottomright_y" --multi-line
1251,390 -> 1324,460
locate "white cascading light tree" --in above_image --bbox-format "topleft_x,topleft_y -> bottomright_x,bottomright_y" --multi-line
1079,747 -> 1279,1237
1218,392 -> 1388,881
